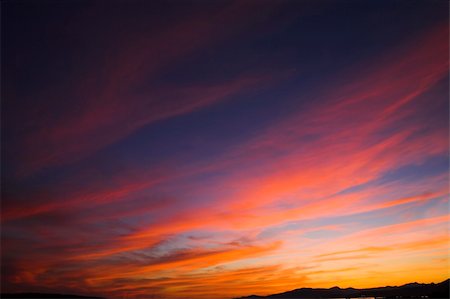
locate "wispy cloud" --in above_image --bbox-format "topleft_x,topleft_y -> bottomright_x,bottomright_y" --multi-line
2,2 -> 448,299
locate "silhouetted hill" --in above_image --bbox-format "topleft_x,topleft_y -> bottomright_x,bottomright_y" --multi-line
235,279 -> 449,299
0,293 -> 105,299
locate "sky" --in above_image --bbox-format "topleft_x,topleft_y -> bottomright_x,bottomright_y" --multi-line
1,0 -> 449,299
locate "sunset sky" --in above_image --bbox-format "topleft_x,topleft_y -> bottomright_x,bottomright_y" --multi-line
1,0 -> 449,299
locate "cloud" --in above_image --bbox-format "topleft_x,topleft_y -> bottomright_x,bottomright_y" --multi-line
2,4 -> 448,299
7,0 -> 294,178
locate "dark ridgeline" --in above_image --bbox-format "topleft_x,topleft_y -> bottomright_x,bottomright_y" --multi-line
235,279 -> 450,299
0,294 -> 105,299
1,280 -> 448,299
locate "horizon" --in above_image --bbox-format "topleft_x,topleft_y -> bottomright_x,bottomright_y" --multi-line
1,0 -> 449,299
1,278 -> 449,299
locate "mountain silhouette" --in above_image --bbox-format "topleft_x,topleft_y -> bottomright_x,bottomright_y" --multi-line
235,279 -> 449,299
2,281 -> 448,299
